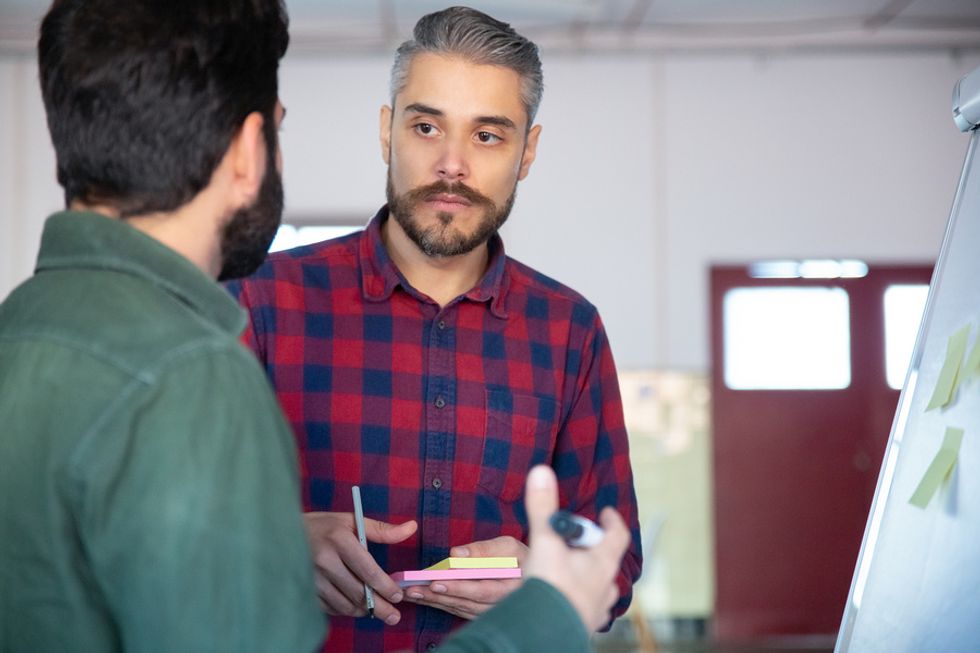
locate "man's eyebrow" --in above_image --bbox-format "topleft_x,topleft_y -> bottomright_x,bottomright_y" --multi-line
402,103 -> 517,131
403,102 -> 443,117
475,115 -> 517,130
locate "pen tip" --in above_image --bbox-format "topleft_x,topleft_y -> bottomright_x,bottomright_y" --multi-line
369,608 -> 375,619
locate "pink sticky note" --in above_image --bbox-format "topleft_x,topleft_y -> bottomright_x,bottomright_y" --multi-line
390,567 -> 522,588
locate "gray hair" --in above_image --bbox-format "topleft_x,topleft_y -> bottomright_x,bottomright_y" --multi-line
390,6 -> 543,126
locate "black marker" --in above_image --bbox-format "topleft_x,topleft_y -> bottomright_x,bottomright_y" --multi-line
549,510 -> 604,547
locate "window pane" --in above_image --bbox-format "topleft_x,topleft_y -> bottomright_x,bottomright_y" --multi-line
883,284 -> 929,390
723,287 -> 851,390
268,224 -> 362,253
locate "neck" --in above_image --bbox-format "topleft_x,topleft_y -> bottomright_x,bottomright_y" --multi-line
70,194 -> 225,279
382,215 -> 490,308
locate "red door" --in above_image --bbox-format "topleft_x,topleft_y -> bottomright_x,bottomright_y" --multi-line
710,263 -> 932,640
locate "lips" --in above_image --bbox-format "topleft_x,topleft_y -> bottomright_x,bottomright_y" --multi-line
426,193 -> 472,207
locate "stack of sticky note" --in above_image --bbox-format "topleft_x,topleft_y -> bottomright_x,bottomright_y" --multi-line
391,557 -> 521,588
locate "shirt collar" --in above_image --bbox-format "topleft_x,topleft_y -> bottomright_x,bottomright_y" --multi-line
359,206 -> 509,319
35,210 -> 247,336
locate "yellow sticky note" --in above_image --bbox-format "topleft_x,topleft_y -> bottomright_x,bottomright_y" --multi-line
909,427 -> 964,509
425,557 -> 519,570
926,325 -> 971,411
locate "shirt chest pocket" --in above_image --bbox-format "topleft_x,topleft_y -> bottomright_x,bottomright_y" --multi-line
477,389 -> 560,502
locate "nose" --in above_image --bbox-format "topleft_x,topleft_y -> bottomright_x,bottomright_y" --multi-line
435,137 -> 468,182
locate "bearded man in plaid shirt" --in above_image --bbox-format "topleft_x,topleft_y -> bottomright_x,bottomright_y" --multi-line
229,6 -> 642,652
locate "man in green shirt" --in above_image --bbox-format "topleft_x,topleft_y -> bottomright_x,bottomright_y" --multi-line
0,1 -> 326,651
0,1 -> 630,651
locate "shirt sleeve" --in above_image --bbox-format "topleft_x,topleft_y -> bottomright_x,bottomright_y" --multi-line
553,312 -> 643,623
433,579 -> 589,653
69,343 -> 326,653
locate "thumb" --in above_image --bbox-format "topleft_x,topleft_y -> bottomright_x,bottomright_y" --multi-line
365,517 -> 418,544
450,535 -> 518,558
524,465 -> 560,546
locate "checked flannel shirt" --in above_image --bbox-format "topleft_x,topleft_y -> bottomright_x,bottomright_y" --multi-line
228,207 -> 642,653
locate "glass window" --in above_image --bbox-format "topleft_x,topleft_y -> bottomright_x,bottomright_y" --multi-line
268,224 -> 362,253
883,284 -> 930,390
723,286 -> 851,390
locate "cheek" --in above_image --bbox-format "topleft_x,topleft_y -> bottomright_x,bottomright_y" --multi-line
389,146 -> 432,187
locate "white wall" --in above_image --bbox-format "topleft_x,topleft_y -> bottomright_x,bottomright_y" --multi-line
2,49 -> 978,371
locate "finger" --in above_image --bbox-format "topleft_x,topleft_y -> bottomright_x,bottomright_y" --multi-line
318,542 -> 391,607
450,535 -> 523,558
365,517 -> 418,544
320,557 -> 376,607
304,511 -> 354,538
426,578 -> 519,604
407,594 -> 484,620
524,465 -> 560,545
596,506 -> 631,557
314,573 -> 364,617
333,536 -> 405,604
322,564 -> 403,624
370,595 -> 404,626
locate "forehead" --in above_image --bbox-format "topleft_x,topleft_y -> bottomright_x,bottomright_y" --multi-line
396,53 -> 527,129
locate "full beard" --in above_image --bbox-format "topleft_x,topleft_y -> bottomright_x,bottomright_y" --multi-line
385,172 -> 516,258
217,137 -> 284,281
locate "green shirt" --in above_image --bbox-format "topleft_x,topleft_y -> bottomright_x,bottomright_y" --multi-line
436,578 -> 590,653
0,211 -> 326,652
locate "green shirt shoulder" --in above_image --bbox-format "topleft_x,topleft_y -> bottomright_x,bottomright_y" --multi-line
0,212 -> 325,652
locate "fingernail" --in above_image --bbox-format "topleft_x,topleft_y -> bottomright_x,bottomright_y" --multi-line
391,591 -> 404,602
452,547 -> 469,557
528,465 -> 550,489
431,584 -> 447,593
386,613 -> 400,625
408,591 -> 423,600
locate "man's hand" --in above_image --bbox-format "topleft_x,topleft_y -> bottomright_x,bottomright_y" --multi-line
523,465 -> 630,632
402,536 -> 528,620
304,512 -> 417,625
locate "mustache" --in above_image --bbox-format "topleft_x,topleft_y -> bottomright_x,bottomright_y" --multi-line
404,180 -> 495,208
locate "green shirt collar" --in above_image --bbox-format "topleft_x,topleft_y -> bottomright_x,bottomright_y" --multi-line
35,210 -> 246,336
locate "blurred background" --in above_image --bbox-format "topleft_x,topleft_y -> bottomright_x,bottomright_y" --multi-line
3,1 -> 980,651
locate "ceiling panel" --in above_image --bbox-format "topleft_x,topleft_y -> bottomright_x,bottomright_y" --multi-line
2,0 -> 979,54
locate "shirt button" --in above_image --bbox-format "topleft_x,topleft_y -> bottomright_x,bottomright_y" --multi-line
426,644 -> 437,652
432,478 -> 443,489
437,320 -> 446,330
434,396 -> 446,409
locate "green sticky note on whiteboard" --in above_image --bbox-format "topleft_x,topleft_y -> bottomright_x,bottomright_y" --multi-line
909,427 -> 965,509
926,324 -> 971,411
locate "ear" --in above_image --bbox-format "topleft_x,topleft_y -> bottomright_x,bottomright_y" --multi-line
228,111 -> 267,208
518,124 -> 542,181
380,105 -> 393,165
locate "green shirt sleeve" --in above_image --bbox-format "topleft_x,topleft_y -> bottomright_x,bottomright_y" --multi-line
435,579 -> 590,653
68,343 -> 326,653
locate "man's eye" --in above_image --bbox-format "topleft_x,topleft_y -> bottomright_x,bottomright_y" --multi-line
477,131 -> 501,144
415,123 -> 436,136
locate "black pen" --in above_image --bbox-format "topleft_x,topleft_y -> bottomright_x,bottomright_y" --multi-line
549,510 -> 605,548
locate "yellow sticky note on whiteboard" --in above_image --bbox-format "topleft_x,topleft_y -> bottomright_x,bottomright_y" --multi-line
926,325 -> 970,411
909,427 -> 964,509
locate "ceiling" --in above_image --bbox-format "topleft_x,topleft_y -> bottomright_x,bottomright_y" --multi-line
3,0 -> 980,55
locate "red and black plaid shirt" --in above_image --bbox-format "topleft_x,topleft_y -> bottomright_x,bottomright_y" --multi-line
228,208 -> 642,653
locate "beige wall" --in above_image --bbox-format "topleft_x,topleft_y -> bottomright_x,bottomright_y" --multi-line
2,49 -> 979,372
